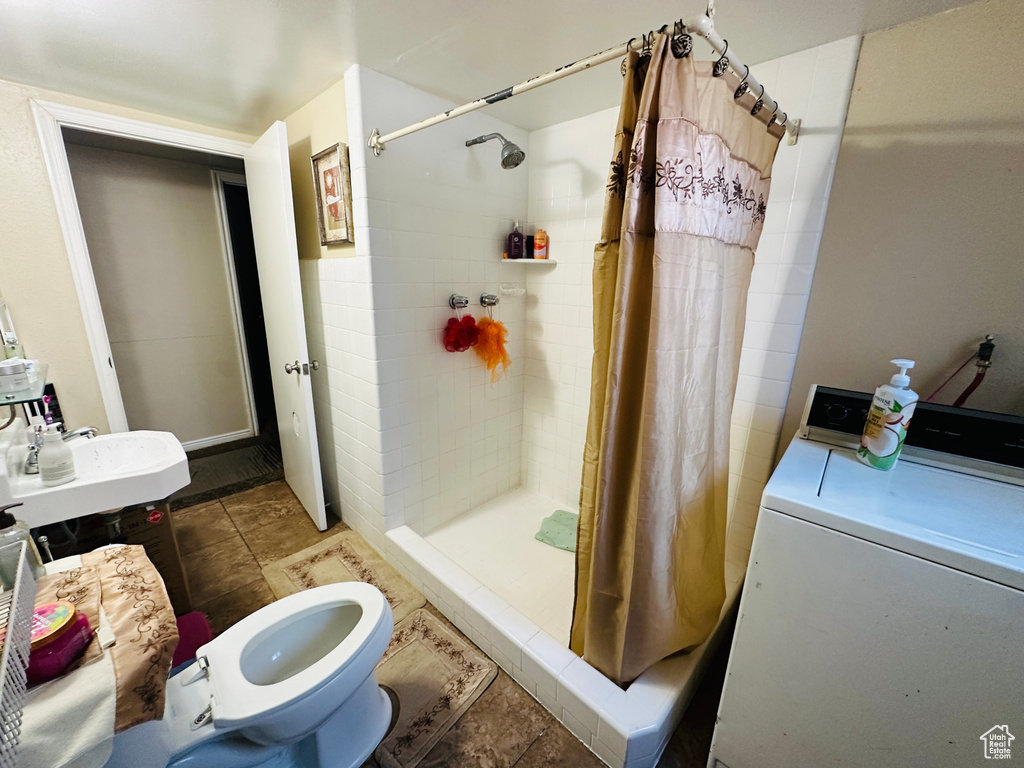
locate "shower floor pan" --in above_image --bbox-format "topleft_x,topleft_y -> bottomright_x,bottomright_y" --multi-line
385,489 -> 745,768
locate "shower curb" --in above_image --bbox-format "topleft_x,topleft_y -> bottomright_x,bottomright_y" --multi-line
383,525 -> 742,768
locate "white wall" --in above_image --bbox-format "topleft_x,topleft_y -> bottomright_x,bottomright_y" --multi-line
345,66 -> 530,538
0,77 -> 254,434
65,143 -> 252,446
522,37 -> 861,565
783,0 -> 1024,447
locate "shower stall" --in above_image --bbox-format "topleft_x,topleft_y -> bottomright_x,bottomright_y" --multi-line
301,39 -> 860,766
331,64 -> 746,767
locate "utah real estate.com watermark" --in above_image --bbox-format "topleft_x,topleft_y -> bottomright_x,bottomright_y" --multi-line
980,725 -> 1015,760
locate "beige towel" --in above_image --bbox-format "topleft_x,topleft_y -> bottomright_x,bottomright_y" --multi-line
82,545 -> 178,732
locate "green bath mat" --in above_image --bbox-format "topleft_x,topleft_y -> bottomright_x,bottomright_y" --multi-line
535,509 -> 579,552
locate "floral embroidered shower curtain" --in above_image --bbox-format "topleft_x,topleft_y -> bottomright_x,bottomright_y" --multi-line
571,35 -> 782,684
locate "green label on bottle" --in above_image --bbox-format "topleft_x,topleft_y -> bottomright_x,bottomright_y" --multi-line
857,397 -> 916,471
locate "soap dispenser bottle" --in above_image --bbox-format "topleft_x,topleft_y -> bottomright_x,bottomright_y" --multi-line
0,502 -> 45,586
38,423 -> 76,487
858,359 -> 919,471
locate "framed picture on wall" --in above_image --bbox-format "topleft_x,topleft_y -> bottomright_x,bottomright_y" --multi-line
310,142 -> 354,245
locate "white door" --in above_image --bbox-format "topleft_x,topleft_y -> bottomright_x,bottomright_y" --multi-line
244,122 -> 327,530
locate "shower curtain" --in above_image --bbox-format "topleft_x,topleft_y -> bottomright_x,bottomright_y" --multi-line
571,35 -> 782,684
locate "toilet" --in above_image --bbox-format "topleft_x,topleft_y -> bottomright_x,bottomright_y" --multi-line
105,581 -> 394,768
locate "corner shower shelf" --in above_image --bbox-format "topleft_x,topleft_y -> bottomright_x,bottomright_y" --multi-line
501,259 -> 557,266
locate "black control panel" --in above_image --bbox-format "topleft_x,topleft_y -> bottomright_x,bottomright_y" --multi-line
805,386 -> 1024,470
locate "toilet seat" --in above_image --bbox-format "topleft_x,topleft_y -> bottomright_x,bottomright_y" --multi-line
197,582 -> 390,730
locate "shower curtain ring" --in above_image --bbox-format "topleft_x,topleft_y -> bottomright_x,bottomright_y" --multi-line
778,111 -> 789,128
766,103 -> 779,129
671,20 -> 693,59
637,32 -> 653,67
621,37 -> 636,76
750,84 -> 765,116
733,65 -> 750,99
713,41 -> 729,77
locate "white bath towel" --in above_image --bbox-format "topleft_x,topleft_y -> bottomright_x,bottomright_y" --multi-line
17,556 -> 118,768
17,616 -> 116,768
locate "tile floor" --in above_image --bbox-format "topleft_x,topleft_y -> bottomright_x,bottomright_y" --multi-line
174,480 -> 728,767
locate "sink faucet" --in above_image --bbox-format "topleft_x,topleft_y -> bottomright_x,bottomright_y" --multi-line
23,424 -> 99,474
24,426 -> 43,475
63,426 -> 99,442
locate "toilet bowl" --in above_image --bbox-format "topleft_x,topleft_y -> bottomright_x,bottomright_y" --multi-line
105,581 -> 394,768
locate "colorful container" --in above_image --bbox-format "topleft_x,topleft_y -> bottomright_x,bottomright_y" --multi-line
24,601 -> 95,684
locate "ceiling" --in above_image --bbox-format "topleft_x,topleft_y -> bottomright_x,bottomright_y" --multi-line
0,0 -> 971,136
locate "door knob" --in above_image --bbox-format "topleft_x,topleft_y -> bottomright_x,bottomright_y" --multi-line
310,360 -> 320,371
284,360 -> 301,374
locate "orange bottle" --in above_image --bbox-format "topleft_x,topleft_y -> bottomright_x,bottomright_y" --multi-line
534,229 -> 549,259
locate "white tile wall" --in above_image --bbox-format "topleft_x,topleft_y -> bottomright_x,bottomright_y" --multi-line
521,106 -> 618,509
344,66 -> 531,536
299,241 -> 389,551
725,36 -> 861,564
520,38 -> 861,562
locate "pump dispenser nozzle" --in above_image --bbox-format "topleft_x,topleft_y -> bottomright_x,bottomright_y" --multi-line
889,359 -> 915,388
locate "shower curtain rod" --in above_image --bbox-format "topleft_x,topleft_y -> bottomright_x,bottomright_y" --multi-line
367,13 -> 800,157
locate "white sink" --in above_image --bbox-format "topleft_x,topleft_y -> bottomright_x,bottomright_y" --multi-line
0,430 -> 190,528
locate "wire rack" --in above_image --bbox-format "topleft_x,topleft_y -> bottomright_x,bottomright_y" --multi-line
0,542 -> 38,767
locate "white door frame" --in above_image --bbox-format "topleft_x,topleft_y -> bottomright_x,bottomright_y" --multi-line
210,170 -> 260,444
31,99 -> 253,434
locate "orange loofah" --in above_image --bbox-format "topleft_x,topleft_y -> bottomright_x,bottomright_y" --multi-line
474,317 -> 511,381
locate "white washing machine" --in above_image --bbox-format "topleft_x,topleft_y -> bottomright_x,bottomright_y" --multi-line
709,386 -> 1024,768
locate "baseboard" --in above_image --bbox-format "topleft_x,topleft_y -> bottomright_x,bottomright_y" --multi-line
181,429 -> 254,452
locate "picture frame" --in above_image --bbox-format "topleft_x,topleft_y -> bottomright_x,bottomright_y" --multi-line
310,142 -> 354,245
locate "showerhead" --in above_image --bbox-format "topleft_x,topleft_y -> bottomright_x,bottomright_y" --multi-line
465,132 -> 526,169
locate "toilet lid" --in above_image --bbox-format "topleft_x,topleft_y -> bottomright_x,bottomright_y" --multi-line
198,582 -> 388,728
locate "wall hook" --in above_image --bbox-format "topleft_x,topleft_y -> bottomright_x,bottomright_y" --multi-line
480,293 -> 499,319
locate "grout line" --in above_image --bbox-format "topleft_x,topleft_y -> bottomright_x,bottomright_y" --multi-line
510,729 -> 547,767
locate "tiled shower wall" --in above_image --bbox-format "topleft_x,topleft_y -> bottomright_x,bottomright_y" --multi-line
521,37 -> 861,566
299,255 -> 386,540
344,66 -> 530,537
521,106 -> 617,509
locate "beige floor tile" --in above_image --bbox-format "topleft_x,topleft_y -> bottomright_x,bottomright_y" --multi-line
173,501 -> 237,555
419,671 -> 551,768
196,578 -> 276,636
220,480 -> 307,532
513,724 -> 605,768
182,532 -> 263,605
241,513 -> 341,567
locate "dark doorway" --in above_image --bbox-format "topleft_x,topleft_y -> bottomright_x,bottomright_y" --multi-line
169,180 -> 283,509
222,182 -> 276,435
